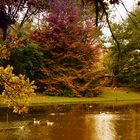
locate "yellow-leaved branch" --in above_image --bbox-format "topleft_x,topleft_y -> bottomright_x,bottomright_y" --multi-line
0,65 -> 36,114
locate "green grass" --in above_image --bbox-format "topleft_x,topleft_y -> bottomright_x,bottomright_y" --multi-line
29,87 -> 140,106
0,87 -> 140,107
101,87 -> 140,101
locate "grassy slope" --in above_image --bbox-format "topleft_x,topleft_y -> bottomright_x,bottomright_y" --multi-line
29,87 -> 140,105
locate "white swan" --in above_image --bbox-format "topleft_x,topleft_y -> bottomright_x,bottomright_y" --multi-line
19,126 -> 24,130
46,120 -> 54,126
33,118 -> 40,124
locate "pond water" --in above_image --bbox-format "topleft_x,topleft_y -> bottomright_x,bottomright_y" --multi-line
0,102 -> 140,140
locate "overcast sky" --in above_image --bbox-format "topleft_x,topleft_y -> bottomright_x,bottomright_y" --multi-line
103,0 -> 139,36
112,0 -> 138,21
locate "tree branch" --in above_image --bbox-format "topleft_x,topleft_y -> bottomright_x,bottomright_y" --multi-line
95,0 -> 99,26
98,0 -> 121,59
120,0 -> 139,29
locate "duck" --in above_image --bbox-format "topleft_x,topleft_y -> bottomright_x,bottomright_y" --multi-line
89,105 -> 93,108
19,126 -> 24,130
50,113 -> 55,116
33,118 -> 41,124
46,120 -> 54,126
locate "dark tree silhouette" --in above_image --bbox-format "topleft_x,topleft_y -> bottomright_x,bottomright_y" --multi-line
0,10 -> 16,41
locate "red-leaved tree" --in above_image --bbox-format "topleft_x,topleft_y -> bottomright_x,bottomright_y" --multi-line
32,0 -> 103,97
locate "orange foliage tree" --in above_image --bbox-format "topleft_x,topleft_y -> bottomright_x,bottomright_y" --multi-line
0,0 -> 40,113
32,0 -> 103,97
0,30 -> 37,113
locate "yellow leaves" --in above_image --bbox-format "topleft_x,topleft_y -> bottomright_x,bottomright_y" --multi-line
0,46 -> 11,59
0,65 -> 36,114
13,104 -> 28,114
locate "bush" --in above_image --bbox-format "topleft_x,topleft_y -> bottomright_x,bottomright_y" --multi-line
5,45 -> 45,90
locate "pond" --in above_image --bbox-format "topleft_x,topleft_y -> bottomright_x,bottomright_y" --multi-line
0,102 -> 140,140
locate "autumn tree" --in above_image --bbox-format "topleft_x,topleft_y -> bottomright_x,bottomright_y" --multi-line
0,0 -> 137,111
31,0 -> 103,97
0,0 -> 41,113
0,65 -> 36,113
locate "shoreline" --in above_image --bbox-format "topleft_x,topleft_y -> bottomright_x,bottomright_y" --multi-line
0,87 -> 140,107
1,97 -> 140,108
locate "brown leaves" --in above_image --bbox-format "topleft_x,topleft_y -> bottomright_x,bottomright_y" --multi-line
31,0 -> 103,97
0,46 -> 11,59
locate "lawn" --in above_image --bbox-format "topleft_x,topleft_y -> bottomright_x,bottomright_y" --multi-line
29,87 -> 140,106
0,87 -> 140,107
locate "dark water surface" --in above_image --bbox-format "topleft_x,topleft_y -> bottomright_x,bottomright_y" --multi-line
0,103 -> 140,140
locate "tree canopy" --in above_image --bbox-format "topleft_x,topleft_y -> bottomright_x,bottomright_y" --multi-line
31,0 -> 103,97
103,8 -> 140,87
0,0 -> 139,113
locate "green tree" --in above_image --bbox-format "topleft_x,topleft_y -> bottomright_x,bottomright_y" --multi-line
7,45 -> 45,87
104,8 -> 140,88
120,8 -> 140,87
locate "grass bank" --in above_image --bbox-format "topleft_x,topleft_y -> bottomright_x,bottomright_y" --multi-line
29,87 -> 140,106
0,87 -> 140,107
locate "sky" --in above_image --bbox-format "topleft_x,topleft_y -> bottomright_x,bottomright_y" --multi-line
103,0 -> 139,36
111,0 -> 138,21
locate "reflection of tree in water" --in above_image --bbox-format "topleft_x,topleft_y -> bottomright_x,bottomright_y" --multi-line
0,103 -> 140,139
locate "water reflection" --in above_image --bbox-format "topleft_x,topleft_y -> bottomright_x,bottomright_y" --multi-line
85,113 -> 117,140
0,103 -> 140,140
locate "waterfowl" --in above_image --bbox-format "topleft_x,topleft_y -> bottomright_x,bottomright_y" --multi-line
19,126 -> 24,130
33,118 -> 40,124
50,113 -> 55,116
46,120 -> 54,126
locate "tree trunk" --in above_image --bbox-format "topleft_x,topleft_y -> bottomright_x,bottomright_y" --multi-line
112,65 -> 119,87
112,75 -> 118,87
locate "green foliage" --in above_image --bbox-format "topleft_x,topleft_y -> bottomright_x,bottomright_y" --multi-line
5,45 -> 45,89
104,8 -> 140,88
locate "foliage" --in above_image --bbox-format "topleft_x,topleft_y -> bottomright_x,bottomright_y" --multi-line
6,45 -> 45,87
0,65 -> 36,113
0,5 -> 38,113
0,0 -> 138,113
0,0 -> 49,29
32,0 -> 103,97
103,8 -> 140,88
0,21 -> 31,60
120,8 -> 140,88
0,0 -> 135,40
0,14 -> 39,114
28,87 -> 140,105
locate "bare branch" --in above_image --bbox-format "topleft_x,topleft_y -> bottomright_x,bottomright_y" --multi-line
98,0 -> 121,58
95,0 -> 99,26
120,0 -> 139,29
18,4 -> 31,30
